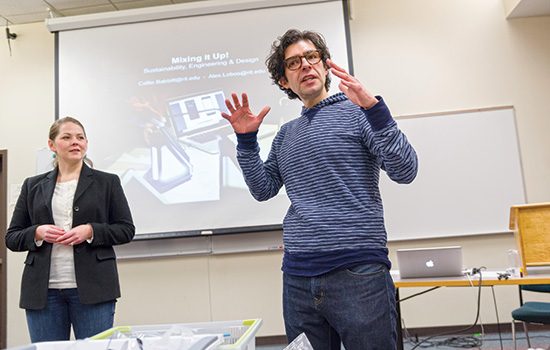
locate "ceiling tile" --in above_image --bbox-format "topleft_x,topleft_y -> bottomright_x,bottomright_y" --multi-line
172,0 -> 205,3
3,12 -> 51,25
47,0 -> 112,11
116,0 -> 174,11
58,4 -> 118,17
0,0 -> 49,16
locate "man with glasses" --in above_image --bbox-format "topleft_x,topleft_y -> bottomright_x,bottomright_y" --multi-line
221,29 -> 418,350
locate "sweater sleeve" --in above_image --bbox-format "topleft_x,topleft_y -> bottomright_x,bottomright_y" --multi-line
235,130 -> 285,202
361,97 -> 418,184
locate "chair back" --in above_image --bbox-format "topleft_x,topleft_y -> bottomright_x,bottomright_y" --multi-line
521,284 -> 550,293
510,203 -> 550,276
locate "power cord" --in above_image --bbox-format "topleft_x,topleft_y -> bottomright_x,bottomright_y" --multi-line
434,336 -> 483,348
471,266 -> 484,275
409,266 -> 486,350
465,271 -> 486,341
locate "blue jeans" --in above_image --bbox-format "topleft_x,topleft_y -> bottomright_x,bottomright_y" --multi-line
283,263 -> 397,350
26,289 -> 116,342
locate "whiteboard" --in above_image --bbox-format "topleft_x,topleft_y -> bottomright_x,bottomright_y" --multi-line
380,106 -> 526,241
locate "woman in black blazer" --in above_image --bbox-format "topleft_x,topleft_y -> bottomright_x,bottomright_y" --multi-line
6,117 -> 135,342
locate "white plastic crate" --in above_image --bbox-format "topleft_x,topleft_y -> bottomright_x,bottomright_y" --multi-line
92,319 -> 262,350
13,334 -> 222,350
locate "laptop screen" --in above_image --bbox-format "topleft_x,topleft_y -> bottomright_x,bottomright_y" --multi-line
167,91 -> 229,136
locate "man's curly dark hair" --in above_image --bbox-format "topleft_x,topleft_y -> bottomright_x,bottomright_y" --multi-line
266,29 -> 331,100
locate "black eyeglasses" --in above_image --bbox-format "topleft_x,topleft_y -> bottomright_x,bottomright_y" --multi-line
283,50 -> 322,71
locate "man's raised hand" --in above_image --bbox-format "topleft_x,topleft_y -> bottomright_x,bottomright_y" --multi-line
327,59 -> 378,109
221,93 -> 271,133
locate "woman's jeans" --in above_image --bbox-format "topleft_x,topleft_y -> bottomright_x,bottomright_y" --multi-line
26,288 -> 115,342
283,263 -> 397,350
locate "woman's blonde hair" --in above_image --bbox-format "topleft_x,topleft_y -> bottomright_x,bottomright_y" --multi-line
49,116 -> 93,168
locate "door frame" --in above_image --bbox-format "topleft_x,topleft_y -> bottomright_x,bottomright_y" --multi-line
0,149 -> 7,348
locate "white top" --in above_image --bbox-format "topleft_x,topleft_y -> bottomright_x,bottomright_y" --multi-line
48,179 -> 78,289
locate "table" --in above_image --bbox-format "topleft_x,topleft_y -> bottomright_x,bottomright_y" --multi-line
392,269 -> 550,350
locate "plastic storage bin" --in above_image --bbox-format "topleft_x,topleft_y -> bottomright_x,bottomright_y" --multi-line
92,319 -> 263,350
11,334 -> 222,350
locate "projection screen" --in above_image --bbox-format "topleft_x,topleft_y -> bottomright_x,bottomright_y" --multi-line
47,0 -> 352,239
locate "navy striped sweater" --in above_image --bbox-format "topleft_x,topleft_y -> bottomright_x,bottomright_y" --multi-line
236,93 -> 418,276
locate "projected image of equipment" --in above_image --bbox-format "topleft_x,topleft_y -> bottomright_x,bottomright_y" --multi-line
144,125 -> 193,193
167,91 -> 232,154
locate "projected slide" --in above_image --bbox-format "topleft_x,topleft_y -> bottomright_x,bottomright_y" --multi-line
56,0 -> 350,237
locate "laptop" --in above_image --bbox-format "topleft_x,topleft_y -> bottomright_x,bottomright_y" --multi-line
396,246 -> 464,278
166,91 -> 233,154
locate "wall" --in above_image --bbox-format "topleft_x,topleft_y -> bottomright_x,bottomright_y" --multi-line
1,21 -> 56,347
1,0 -> 549,346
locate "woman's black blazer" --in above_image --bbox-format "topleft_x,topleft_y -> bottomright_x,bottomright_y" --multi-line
6,163 -> 135,310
